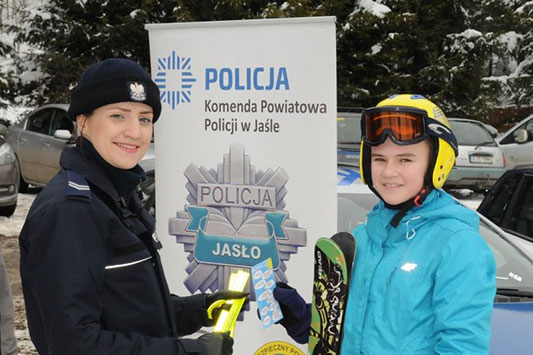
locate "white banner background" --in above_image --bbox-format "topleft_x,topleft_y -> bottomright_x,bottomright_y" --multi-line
147,17 -> 336,354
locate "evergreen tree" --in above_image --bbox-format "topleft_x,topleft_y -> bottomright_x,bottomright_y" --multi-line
337,0 -> 487,114
10,0 -> 354,106
13,0 -> 180,104
0,28 -> 11,105
0,36 -> 14,110
4,0 -> 531,121
337,0 -> 530,121
1,0 -> 26,111
461,0 -> 533,121
492,0 -> 533,108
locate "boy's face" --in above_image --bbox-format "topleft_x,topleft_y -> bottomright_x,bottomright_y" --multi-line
370,137 -> 431,205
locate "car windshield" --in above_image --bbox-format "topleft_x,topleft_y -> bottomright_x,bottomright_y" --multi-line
449,120 -> 496,146
481,217 -> 533,292
337,113 -> 361,145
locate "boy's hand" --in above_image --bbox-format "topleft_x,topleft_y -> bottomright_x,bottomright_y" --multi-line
273,282 -> 311,344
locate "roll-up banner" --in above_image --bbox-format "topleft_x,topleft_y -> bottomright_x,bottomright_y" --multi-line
146,17 -> 336,354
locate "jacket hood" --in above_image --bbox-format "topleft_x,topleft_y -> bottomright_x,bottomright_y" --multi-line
365,189 -> 479,244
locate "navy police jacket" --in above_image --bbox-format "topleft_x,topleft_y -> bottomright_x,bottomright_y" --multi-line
19,147 -> 209,354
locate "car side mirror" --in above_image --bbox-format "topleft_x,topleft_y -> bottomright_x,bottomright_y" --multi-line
513,129 -> 528,144
54,129 -> 72,140
0,123 -> 7,135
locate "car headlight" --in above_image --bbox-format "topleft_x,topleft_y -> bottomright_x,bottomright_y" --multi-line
0,143 -> 16,165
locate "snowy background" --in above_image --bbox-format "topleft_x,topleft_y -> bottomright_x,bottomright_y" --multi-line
0,0 -> 530,353
1,0 -> 532,127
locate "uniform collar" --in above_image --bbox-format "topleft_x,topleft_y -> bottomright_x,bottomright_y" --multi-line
79,138 -> 145,200
61,138 -> 146,204
60,144 -> 121,203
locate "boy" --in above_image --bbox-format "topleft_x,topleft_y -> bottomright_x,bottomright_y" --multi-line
275,94 -> 496,354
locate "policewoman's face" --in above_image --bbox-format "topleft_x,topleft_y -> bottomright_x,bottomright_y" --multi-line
370,138 -> 430,205
77,102 -> 153,169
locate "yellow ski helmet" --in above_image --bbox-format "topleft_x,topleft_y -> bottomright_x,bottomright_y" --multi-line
359,94 -> 458,190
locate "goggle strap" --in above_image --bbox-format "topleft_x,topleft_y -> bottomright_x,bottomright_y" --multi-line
414,188 -> 428,207
425,118 -> 459,155
390,187 -> 431,228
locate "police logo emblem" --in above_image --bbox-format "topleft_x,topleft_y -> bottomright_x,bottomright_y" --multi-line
128,81 -> 147,101
169,145 -> 307,295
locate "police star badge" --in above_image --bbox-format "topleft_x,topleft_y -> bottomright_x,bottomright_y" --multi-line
169,145 -> 307,299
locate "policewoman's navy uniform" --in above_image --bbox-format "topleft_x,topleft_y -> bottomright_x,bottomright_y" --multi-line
19,140 -> 209,354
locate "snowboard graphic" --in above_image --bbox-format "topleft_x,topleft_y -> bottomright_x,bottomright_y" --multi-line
308,232 -> 356,354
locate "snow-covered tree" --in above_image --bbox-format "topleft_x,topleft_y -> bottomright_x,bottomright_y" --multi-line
337,0 -> 531,121
488,0 -> 533,109
2,0 -> 531,124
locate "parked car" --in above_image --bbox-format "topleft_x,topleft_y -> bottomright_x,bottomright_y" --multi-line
337,166 -> 533,353
478,168 -> 533,241
2,104 -> 73,192
483,123 -> 500,138
445,118 -> 506,191
337,109 -> 363,168
496,114 -> 533,170
0,125 -> 19,217
1,104 -> 155,212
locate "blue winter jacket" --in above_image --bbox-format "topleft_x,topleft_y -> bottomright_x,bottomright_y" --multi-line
340,189 -> 496,354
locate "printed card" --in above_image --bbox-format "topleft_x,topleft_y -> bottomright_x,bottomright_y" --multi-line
251,258 -> 283,328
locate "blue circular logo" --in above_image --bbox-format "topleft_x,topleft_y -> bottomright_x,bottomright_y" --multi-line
155,51 -> 196,109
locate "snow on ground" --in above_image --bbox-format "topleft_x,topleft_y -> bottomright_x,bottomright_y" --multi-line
0,192 -> 37,237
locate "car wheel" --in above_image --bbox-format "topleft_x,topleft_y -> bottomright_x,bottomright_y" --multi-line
0,203 -> 16,217
17,160 -> 29,193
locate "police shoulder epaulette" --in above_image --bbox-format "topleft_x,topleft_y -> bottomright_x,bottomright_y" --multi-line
66,170 -> 92,201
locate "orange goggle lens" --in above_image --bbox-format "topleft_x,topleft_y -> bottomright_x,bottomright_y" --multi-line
364,111 -> 425,144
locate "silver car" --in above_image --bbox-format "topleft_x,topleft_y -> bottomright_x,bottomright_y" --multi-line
0,126 -> 19,217
496,114 -> 533,170
445,118 -> 506,191
3,104 -> 73,192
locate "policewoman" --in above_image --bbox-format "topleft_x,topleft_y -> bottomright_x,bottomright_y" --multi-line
19,58 -> 242,355
274,95 -> 496,354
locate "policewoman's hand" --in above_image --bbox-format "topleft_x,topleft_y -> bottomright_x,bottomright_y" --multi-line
198,332 -> 233,355
206,290 -> 249,324
206,290 -> 249,306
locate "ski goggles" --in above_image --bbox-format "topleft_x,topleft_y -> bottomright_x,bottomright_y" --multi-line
361,106 -> 429,146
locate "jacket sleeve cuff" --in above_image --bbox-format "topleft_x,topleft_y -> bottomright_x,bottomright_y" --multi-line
283,303 -> 311,344
178,338 -> 204,353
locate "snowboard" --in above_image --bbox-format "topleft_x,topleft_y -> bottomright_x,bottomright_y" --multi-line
308,232 -> 356,355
